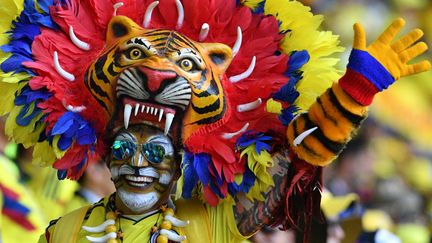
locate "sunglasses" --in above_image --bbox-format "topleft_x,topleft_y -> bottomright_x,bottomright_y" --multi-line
111,140 -> 166,163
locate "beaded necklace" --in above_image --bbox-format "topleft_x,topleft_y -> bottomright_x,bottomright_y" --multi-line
82,194 -> 188,243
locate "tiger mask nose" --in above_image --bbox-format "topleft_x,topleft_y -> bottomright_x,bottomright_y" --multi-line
138,66 -> 177,92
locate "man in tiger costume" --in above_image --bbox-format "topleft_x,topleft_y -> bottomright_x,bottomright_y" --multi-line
0,0 -> 429,242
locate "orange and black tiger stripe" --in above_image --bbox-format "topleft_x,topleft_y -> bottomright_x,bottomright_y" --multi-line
84,16 -> 229,130
287,82 -> 368,166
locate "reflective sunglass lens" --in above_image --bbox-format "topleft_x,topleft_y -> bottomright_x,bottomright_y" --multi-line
112,140 -> 135,160
142,143 -> 165,163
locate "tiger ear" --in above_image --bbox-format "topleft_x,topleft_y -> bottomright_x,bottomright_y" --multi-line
201,43 -> 233,73
106,16 -> 143,46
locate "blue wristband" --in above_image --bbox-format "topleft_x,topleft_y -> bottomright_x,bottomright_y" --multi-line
347,49 -> 395,91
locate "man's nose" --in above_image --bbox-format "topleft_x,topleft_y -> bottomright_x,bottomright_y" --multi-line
130,151 -> 149,167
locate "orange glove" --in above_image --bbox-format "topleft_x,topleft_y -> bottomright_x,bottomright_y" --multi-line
339,18 -> 431,105
354,18 -> 430,80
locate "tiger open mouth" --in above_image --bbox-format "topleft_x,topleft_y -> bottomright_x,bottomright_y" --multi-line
116,67 -> 192,135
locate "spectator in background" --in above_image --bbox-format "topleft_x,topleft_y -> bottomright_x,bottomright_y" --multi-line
0,118 -> 45,242
64,160 -> 115,213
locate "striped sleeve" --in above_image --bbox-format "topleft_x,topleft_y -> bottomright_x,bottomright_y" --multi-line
287,79 -> 368,167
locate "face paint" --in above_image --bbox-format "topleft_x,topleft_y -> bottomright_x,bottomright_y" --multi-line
109,125 -> 177,214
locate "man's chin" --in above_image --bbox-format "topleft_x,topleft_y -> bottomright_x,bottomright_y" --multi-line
117,187 -> 161,214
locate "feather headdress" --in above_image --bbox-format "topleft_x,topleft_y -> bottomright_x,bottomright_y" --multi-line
0,0 -> 343,205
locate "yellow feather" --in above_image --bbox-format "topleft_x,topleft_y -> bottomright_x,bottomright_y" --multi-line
5,107 -> 45,148
0,0 -> 24,53
264,0 -> 344,111
32,141 -> 57,166
241,0 -> 265,9
240,144 -> 275,201
265,98 -> 283,114
0,82 -> 19,116
52,135 -> 68,159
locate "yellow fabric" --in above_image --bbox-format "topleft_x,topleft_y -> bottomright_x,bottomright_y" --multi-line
0,155 -> 45,243
41,196 -> 250,243
64,193 -> 92,214
177,198 -> 251,243
175,198 -> 213,243
353,18 -> 431,80
52,205 -> 90,243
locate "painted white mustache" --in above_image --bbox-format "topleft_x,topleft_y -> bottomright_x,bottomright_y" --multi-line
111,165 -> 160,181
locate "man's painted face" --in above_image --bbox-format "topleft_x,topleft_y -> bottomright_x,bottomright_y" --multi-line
109,125 -> 177,213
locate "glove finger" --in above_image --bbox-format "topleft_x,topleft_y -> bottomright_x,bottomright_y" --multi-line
376,18 -> 405,45
391,29 -> 424,53
399,42 -> 428,63
353,23 -> 366,50
402,60 -> 431,76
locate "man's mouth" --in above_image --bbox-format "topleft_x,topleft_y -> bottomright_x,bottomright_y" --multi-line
123,175 -> 157,188
122,98 -> 176,135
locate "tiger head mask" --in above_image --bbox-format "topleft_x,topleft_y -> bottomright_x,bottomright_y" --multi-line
85,16 -> 233,144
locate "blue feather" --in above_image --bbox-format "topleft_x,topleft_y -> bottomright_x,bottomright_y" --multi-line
237,132 -> 273,154
228,165 -> 256,196
209,162 -> 223,186
16,104 -> 42,126
1,0 -> 57,75
52,115 -> 75,135
272,50 -> 309,111
273,80 -> 299,104
278,106 -> 298,125
58,135 -> 73,151
193,153 -> 211,186
255,141 -> 271,154
14,88 -> 51,105
37,0 -> 54,13
0,55 -> 33,74
57,169 -> 67,180
287,50 -> 310,72
252,1 -> 265,14
49,112 -> 96,150
181,152 -> 198,199
76,126 -> 97,145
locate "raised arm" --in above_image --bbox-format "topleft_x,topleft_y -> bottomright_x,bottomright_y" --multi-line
233,18 -> 430,236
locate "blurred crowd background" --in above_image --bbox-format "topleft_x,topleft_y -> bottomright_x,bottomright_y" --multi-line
252,0 -> 432,242
0,0 -> 431,242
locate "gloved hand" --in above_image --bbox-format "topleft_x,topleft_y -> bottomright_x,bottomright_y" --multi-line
340,18 -> 431,105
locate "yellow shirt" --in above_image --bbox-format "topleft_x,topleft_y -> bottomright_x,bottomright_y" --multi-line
39,194 -> 250,243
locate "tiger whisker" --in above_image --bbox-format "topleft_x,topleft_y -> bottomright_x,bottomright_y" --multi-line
159,87 -> 191,98
156,79 -> 190,96
159,94 -> 192,101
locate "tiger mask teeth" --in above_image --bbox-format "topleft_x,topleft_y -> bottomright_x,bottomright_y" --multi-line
122,101 -> 176,135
